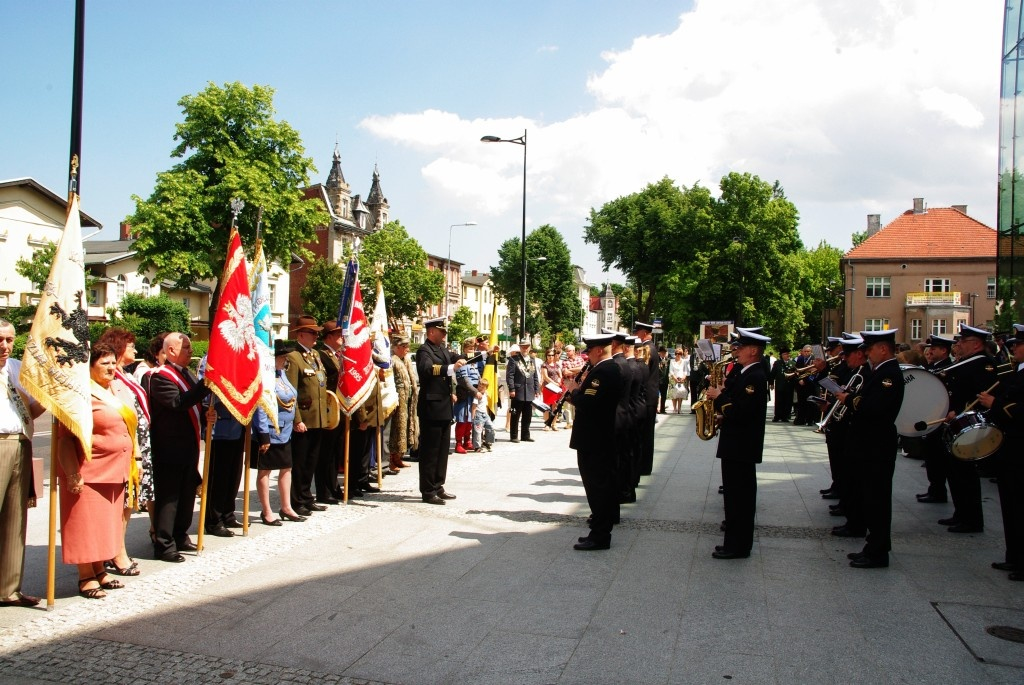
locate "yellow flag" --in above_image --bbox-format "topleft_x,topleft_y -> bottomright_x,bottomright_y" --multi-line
482,296 -> 500,418
20,194 -> 93,459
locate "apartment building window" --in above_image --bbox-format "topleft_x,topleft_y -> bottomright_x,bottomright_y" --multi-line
267,283 -> 277,309
864,318 -> 889,332
181,297 -> 191,311
910,319 -> 922,340
140,277 -> 151,298
865,277 -> 890,298
987,277 -> 996,299
116,275 -> 126,300
931,319 -> 947,335
924,278 -> 950,292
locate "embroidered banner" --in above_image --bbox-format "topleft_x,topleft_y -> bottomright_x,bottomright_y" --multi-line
338,263 -> 374,417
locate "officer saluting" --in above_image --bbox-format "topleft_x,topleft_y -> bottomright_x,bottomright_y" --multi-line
571,333 -> 624,551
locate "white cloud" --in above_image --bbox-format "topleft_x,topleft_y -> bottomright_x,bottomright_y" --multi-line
360,0 -> 1002,263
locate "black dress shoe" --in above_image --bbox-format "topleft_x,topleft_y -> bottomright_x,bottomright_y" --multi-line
260,513 -> 283,527
821,492 -> 840,500
937,517 -> 959,526
422,495 -> 446,505
206,526 -> 234,538
819,487 -> 834,494
916,495 -> 947,503
223,520 -> 243,529
317,497 -> 340,505
437,491 -> 456,500
828,503 -> 842,511
295,506 -> 313,516
346,489 -> 364,498
831,526 -> 866,538
522,437 -> 535,442
849,555 -> 888,568
510,438 -> 520,443
948,524 -> 983,534
360,484 -> 381,494
573,539 -> 610,551
309,503 -> 328,512
178,540 -> 198,552
718,485 -> 725,494
159,553 -> 186,563
847,550 -> 866,561
992,561 -> 1017,571
829,508 -> 846,517
279,510 -> 307,522
712,549 -> 750,559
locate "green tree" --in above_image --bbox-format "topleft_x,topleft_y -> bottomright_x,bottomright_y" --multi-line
126,82 -> 329,315
15,241 -> 58,291
358,220 -> 444,321
299,259 -> 347,325
107,293 -> 192,342
851,229 -> 868,247
585,177 -> 714,322
795,241 -> 844,346
446,306 -> 479,350
490,224 -> 579,338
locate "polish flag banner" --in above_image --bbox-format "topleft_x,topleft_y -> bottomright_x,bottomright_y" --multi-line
204,228 -> 262,424
338,261 -> 375,416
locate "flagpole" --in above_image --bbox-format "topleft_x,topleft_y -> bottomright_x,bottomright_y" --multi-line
241,430 -> 251,536
68,0 -> 84,196
197,404 -> 215,553
342,416 -> 350,504
375,384 -> 383,489
46,417 -> 58,610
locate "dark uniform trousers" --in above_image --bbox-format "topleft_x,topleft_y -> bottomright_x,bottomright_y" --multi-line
314,426 -> 341,500
579,450 -> 619,543
418,421 -> 451,497
996,442 -> 1024,567
347,423 -> 375,489
861,440 -> 898,556
721,458 -> 756,553
921,359 -> 951,499
205,435 -> 244,529
945,354 -> 997,529
291,428 -> 323,509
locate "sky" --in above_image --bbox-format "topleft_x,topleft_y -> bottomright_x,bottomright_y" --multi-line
0,0 -> 1007,290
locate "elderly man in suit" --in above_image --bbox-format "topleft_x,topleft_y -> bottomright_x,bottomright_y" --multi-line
506,339 -> 539,443
150,332 -> 211,563
285,316 -> 331,516
0,319 -> 45,606
416,318 -> 466,504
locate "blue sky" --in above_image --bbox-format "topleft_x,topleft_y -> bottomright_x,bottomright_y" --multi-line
0,1 -> 1005,292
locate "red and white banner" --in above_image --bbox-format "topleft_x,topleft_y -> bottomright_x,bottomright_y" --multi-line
338,274 -> 375,417
204,228 -> 262,424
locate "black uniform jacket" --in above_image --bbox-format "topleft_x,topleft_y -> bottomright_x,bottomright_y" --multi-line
844,357 -> 905,451
569,357 -> 624,453
611,353 -> 640,434
149,364 -> 211,463
945,353 -> 998,414
416,339 -> 458,423
989,367 -> 1024,438
641,338 -> 660,409
713,362 -> 768,463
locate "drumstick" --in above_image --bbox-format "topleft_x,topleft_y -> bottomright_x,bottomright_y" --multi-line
964,381 -> 1000,413
913,418 -> 947,432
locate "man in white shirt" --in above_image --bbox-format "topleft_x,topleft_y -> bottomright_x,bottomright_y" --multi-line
0,319 -> 45,607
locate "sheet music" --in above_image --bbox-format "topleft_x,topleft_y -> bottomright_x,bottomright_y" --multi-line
817,377 -> 844,395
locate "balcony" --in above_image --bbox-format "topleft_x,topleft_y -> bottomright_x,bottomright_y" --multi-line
905,291 -> 962,306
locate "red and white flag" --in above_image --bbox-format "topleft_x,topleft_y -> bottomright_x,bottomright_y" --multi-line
204,228 -> 262,424
338,263 -> 375,416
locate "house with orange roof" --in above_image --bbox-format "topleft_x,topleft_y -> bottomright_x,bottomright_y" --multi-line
840,198 -> 997,343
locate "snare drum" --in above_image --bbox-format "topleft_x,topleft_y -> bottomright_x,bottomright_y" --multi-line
896,365 -> 950,437
943,410 -> 1003,461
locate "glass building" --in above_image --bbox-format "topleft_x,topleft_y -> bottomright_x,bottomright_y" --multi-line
998,1 -> 1024,327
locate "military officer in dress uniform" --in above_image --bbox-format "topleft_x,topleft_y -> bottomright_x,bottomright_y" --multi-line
916,334 -> 955,504
977,327 -> 1024,579
604,330 -> 643,504
285,315 -> 331,516
828,336 -> 869,536
835,329 -> 905,568
416,318 -> 466,504
939,324 -> 998,533
571,333 -> 624,551
316,320 -> 345,502
506,339 -> 539,443
706,329 -> 770,559
633,322 -> 661,477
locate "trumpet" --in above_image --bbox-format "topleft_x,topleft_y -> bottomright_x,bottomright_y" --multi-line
784,355 -> 841,380
813,369 -> 864,432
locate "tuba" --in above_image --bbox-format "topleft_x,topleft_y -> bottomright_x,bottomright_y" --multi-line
693,355 -> 731,441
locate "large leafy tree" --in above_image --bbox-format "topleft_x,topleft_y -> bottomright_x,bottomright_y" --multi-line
585,177 -> 713,322
126,82 -> 329,310
299,259 -> 346,325
358,220 -> 444,321
490,224 -> 579,338
446,306 -> 479,349
795,241 -> 844,346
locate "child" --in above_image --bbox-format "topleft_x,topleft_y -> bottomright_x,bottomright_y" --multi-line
472,378 -> 495,452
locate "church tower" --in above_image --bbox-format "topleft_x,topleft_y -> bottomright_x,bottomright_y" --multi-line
365,164 -> 389,230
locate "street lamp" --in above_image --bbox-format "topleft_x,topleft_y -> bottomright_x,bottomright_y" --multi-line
524,256 -> 547,344
445,221 -> 477,317
481,129 -> 528,337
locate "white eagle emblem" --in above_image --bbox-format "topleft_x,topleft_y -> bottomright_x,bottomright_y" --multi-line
218,294 -> 258,360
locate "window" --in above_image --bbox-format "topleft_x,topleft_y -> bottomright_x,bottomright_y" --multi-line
116,274 -> 126,300
267,283 -> 277,309
140,277 -> 150,298
864,318 -> 889,332
931,319 -> 947,335
88,289 -> 99,306
911,319 -> 922,340
924,278 -> 950,293
181,297 -> 191,311
605,311 -> 613,325
606,299 -> 614,310
987,277 -> 997,299
865,277 -> 891,298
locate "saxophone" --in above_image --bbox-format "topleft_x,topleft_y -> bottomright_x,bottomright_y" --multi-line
693,355 -> 731,440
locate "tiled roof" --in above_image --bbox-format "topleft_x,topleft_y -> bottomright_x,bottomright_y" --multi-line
844,207 -> 995,260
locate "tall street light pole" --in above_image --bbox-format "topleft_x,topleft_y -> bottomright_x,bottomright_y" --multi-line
445,221 -> 477,317
524,256 -> 547,345
481,130 -> 527,338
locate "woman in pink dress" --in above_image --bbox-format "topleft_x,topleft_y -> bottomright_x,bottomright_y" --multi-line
56,343 -> 137,599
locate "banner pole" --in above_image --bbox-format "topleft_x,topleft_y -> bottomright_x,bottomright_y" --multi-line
197,403 -> 215,553
375,384 -> 383,488
241,428 -> 251,536
45,416 -> 58,609
342,415 -> 350,504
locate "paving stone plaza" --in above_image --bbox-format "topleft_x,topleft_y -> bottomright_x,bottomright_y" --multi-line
1,406 -> 1023,684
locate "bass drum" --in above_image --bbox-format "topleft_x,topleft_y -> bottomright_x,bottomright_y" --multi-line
895,365 -> 949,437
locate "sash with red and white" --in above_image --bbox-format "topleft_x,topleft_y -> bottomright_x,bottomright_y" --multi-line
154,364 -> 201,446
115,368 -> 150,423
